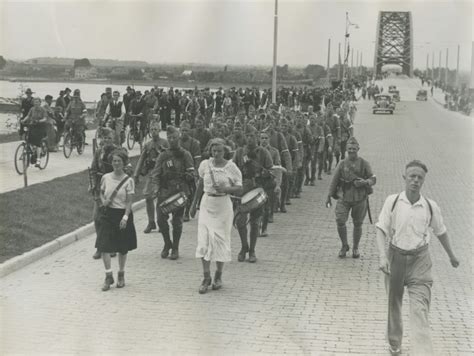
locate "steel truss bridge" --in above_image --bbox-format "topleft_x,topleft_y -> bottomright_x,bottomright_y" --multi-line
374,11 -> 414,76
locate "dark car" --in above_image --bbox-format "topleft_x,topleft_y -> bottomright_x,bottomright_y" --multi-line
416,89 -> 428,101
373,94 -> 395,114
388,85 -> 397,93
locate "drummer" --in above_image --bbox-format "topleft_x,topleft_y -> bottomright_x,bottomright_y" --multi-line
152,126 -> 195,260
233,127 -> 273,263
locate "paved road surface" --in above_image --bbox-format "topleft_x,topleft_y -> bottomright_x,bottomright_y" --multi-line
0,77 -> 472,355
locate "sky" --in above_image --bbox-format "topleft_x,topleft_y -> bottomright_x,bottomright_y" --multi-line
1,0 -> 472,71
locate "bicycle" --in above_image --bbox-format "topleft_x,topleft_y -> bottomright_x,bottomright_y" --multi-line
14,126 -> 49,175
63,122 -> 85,158
127,113 -> 145,151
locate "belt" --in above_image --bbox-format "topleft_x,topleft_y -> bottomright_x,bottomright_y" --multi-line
389,243 -> 429,256
207,193 -> 227,197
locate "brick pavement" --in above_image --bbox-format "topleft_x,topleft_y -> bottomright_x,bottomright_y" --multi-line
1,77 -> 472,355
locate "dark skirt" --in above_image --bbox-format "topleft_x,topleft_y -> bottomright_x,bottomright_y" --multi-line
96,207 -> 137,254
27,123 -> 47,147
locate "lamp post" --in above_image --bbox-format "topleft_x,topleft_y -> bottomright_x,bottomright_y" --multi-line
271,0 -> 278,104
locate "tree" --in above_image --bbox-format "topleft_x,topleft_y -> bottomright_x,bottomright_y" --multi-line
304,64 -> 326,79
0,56 -> 6,69
74,58 -> 91,68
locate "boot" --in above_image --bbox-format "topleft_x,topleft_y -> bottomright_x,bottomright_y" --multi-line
199,272 -> 212,294
248,232 -> 258,263
212,271 -> 223,290
337,224 -> 350,258
248,251 -> 257,263
101,272 -> 114,291
161,230 -> 172,258
353,225 -> 362,259
170,229 -> 181,260
144,221 -> 157,234
237,227 -> 249,262
116,271 -> 125,288
92,249 -> 101,260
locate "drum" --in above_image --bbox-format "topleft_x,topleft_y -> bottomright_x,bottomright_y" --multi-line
238,188 -> 267,214
159,192 -> 188,214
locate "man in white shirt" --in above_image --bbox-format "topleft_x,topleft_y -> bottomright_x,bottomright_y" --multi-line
105,91 -> 126,145
375,160 -> 459,356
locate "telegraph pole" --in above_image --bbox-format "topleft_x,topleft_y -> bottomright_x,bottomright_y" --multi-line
337,42 -> 341,80
342,12 -> 348,89
426,53 -> 429,78
445,48 -> 449,85
438,50 -> 442,82
326,38 -> 331,84
431,51 -> 434,80
455,44 -> 460,87
271,0 -> 278,104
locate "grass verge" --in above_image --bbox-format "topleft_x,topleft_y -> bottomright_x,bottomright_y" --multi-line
0,132 -> 21,144
0,156 -> 144,263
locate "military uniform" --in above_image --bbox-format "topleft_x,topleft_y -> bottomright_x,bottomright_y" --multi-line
339,113 -> 353,160
233,145 -> 273,262
261,145 -> 281,234
294,121 -> 312,193
281,130 -> 299,203
180,135 -> 202,220
306,118 -> 325,183
328,153 -> 376,257
324,114 -> 341,173
152,147 -> 195,258
268,130 -> 292,212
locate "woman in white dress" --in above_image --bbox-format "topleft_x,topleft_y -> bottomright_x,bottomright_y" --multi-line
190,138 -> 242,294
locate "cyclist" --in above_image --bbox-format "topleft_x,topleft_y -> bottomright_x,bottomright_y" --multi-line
20,88 -> 35,137
64,89 -> 87,145
104,90 -> 126,146
20,97 -> 48,167
128,91 -> 146,142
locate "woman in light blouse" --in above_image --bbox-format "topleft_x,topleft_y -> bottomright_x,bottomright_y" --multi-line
190,138 -> 242,294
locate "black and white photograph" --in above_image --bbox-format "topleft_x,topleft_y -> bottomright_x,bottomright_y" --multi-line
0,0 -> 472,354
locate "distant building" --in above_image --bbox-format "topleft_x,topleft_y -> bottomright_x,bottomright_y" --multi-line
181,70 -> 193,77
110,67 -> 130,76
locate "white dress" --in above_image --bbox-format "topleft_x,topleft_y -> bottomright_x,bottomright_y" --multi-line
195,159 -> 242,262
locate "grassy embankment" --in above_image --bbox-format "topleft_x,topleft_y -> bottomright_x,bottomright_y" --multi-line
0,157 -> 144,263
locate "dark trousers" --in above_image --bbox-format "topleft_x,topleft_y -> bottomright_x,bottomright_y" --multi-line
261,188 -> 275,233
385,244 -> 433,354
235,206 -> 263,253
157,205 -> 184,250
280,172 -> 289,209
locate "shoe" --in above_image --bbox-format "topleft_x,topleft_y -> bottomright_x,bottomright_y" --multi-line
212,271 -> 222,290
280,206 -> 287,213
92,250 -> 101,260
338,245 -> 350,258
101,272 -> 114,291
110,253 -> 116,258
183,215 -> 190,222
248,251 -> 257,263
260,230 -> 268,237
35,162 -> 41,168
318,175 -> 322,180
144,221 -> 157,234
388,345 -> 401,355
285,200 -> 291,205
327,169 -> 332,175
268,216 -> 274,223
116,271 -> 125,288
294,193 -> 301,199
310,180 -> 315,186
199,277 -> 212,294
352,248 -> 360,259
237,248 -> 248,262
169,249 -> 179,260
304,179 -> 309,186
161,245 -> 171,258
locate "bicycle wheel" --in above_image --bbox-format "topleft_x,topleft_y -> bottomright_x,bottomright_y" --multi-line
127,129 -> 136,150
14,142 -> 27,175
38,141 -> 49,170
77,133 -> 84,155
63,133 -> 73,158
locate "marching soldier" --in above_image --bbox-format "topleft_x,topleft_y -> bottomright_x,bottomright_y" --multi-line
133,121 -> 169,233
179,120 -> 202,222
324,113 -> 341,174
306,114 -> 325,184
326,137 -> 376,259
233,128 -> 273,263
293,114 -> 312,196
279,118 -> 299,203
152,126 -> 195,260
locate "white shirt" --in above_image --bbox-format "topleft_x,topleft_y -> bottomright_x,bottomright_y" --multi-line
376,191 -> 447,251
198,159 -> 242,195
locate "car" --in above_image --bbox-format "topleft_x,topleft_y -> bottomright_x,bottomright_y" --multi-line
416,89 -> 428,101
373,94 -> 395,114
388,85 -> 397,93
392,90 -> 401,102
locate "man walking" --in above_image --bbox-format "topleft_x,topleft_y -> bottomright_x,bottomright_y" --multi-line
326,137 -> 376,258
375,160 -> 459,356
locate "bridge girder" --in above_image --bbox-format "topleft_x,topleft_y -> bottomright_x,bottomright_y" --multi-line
374,11 -> 414,77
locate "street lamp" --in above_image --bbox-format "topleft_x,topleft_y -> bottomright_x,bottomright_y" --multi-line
272,0 -> 278,104
342,12 -> 359,89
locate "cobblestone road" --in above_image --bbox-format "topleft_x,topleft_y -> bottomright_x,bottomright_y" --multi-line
0,77 -> 472,355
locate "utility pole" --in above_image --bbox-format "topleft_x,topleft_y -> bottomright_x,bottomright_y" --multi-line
337,42 -> 341,81
342,12 -> 348,89
438,50 -> 442,82
271,0 -> 278,104
350,50 -> 354,78
445,48 -> 449,85
426,53 -> 429,78
431,51 -> 434,80
455,44 -> 460,87
360,52 -> 363,76
326,38 -> 331,85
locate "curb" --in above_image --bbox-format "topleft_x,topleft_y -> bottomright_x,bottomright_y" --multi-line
0,199 -> 146,279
